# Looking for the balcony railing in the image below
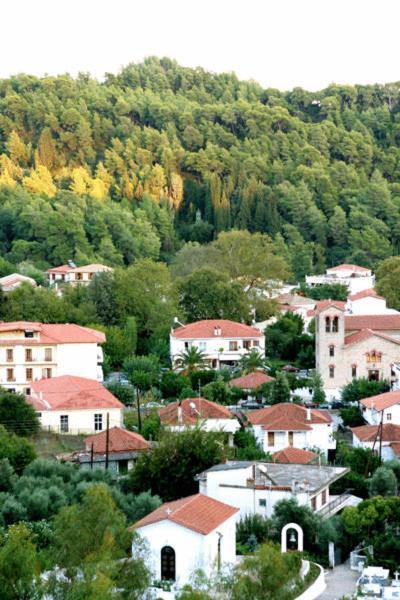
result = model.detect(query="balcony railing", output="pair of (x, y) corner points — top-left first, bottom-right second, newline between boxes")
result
(317, 494), (350, 518)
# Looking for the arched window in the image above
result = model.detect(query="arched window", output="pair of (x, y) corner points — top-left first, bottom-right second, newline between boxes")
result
(329, 345), (335, 357)
(332, 316), (339, 333)
(161, 546), (176, 581)
(325, 316), (331, 333)
(351, 364), (357, 378)
(329, 365), (335, 378)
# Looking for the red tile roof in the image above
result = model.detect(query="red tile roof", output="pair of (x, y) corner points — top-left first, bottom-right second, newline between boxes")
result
(159, 397), (233, 425)
(272, 447), (318, 464)
(0, 322), (105, 344)
(68, 263), (112, 273)
(132, 493), (238, 535)
(248, 402), (332, 431)
(351, 423), (400, 442)
(344, 328), (400, 347)
(315, 300), (346, 313)
(348, 289), (383, 301)
(360, 390), (400, 411)
(229, 371), (275, 390)
(85, 427), (150, 453)
(327, 263), (370, 273)
(345, 314), (400, 332)
(46, 265), (73, 274)
(171, 319), (262, 339)
(28, 376), (123, 411)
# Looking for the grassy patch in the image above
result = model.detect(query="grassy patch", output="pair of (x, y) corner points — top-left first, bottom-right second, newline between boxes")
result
(30, 430), (85, 459)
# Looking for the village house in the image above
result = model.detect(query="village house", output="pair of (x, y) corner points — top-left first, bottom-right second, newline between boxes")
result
(77, 426), (151, 473)
(28, 375), (123, 434)
(360, 390), (400, 425)
(158, 397), (240, 441)
(197, 461), (351, 519)
(315, 302), (400, 399)
(132, 493), (238, 587)
(0, 273), (37, 292)
(306, 263), (375, 294)
(346, 289), (399, 316)
(170, 319), (265, 369)
(352, 423), (400, 461)
(0, 321), (105, 393)
(271, 446), (319, 464)
(228, 370), (274, 401)
(247, 402), (335, 457)
(47, 263), (112, 286)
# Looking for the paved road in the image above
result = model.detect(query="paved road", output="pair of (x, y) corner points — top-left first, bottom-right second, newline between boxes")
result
(318, 562), (358, 599)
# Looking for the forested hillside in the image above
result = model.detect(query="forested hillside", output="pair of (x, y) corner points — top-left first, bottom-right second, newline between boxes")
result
(1, 57), (400, 277)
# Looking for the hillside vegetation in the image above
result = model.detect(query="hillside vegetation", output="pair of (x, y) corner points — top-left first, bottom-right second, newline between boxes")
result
(0, 57), (400, 279)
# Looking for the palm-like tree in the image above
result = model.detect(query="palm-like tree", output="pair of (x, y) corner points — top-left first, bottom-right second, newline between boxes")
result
(239, 348), (269, 374)
(174, 346), (208, 376)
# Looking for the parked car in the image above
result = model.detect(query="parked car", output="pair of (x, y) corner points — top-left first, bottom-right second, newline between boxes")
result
(318, 403), (331, 409)
(330, 400), (344, 409)
(240, 401), (264, 410)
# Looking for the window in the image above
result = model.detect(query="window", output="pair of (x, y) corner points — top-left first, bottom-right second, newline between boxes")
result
(24, 331), (34, 338)
(229, 341), (238, 351)
(6, 349), (13, 362)
(325, 317), (331, 333)
(26, 368), (33, 381)
(332, 316), (339, 332)
(259, 499), (267, 507)
(198, 341), (207, 351)
(268, 432), (275, 447)
(288, 432), (294, 446)
(25, 348), (32, 362)
(321, 490), (327, 505)
(329, 345), (335, 357)
(253, 340), (260, 347)
(24, 387), (31, 396)
(368, 370), (379, 382)
(6, 368), (14, 382)
(118, 459), (129, 475)
(184, 341), (190, 349)
(367, 350), (382, 363)
(76, 272), (83, 281)
(352, 364), (357, 378)
(161, 546), (176, 581)
(329, 365), (335, 378)
(94, 413), (103, 431)
(44, 348), (52, 362)
(387, 413), (392, 421)
(42, 368), (52, 379)
(311, 496), (317, 511)
(60, 415), (69, 433)
(243, 340), (251, 350)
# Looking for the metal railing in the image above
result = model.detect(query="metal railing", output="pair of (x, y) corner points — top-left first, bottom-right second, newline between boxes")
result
(317, 493), (350, 517)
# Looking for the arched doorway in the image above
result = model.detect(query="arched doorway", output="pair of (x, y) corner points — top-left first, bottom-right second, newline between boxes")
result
(281, 523), (304, 553)
(161, 546), (176, 580)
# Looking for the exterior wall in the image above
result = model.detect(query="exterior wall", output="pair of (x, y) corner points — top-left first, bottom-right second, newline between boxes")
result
(362, 404), (400, 426)
(252, 422), (335, 456)
(316, 308), (400, 399)
(135, 516), (236, 586)
(37, 407), (122, 434)
(352, 436), (396, 461)
(306, 274), (375, 294)
(0, 341), (103, 392)
(170, 335), (265, 367)
(199, 467), (331, 518)
(347, 297), (389, 315)
(167, 418), (240, 435)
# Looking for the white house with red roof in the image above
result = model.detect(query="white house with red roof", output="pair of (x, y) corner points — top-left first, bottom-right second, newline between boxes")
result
(132, 493), (238, 587)
(158, 397), (240, 438)
(306, 263), (375, 294)
(28, 375), (123, 434)
(352, 423), (400, 461)
(346, 289), (398, 316)
(315, 301), (400, 399)
(271, 446), (319, 465)
(229, 370), (274, 399)
(76, 427), (151, 473)
(0, 273), (37, 293)
(247, 402), (335, 456)
(0, 321), (105, 393)
(47, 263), (112, 286)
(170, 319), (264, 369)
(360, 390), (400, 426)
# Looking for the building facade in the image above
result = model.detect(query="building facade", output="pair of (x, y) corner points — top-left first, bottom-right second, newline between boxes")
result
(47, 263), (112, 286)
(360, 391), (400, 425)
(306, 263), (375, 294)
(0, 321), (105, 393)
(170, 319), (265, 369)
(352, 423), (400, 461)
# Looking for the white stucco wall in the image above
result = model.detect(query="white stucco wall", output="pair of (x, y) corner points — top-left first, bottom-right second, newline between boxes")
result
(167, 418), (240, 435)
(352, 435), (396, 461)
(38, 407), (122, 434)
(170, 335), (265, 367)
(362, 404), (400, 426)
(252, 422), (334, 455)
(135, 515), (236, 587)
(347, 296), (390, 315)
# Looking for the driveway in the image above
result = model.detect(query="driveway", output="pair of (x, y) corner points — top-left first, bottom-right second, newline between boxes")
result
(318, 562), (358, 599)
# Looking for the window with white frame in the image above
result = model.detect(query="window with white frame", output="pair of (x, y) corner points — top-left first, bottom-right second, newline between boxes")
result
(198, 341), (207, 351)
(60, 415), (69, 433)
(94, 414), (103, 431)
(259, 499), (267, 507)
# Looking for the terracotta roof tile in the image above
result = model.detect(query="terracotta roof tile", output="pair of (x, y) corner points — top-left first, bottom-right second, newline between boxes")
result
(46, 265), (73, 274)
(132, 493), (238, 535)
(28, 375), (123, 411)
(85, 427), (150, 453)
(360, 390), (400, 411)
(248, 402), (331, 430)
(0, 322), (105, 344)
(326, 263), (370, 273)
(171, 319), (262, 339)
(272, 447), (318, 464)
(229, 371), (274, 390)
(159, 397), (233, 425)
(348, 289), (383, 301)
(68, 263), (113, 273)
(345, 314), (400, 331)
(351, 423), (400, 442)
(344, 328), (400, 347)
(315, 300), (346, 313)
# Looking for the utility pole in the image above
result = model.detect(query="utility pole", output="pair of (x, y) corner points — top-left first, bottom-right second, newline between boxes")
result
(105, 412), (110, 470)
(136, 387), (142, 432)
(90, 443), (94, 470)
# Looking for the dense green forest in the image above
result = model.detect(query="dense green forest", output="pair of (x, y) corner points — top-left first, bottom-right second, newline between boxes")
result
(0, 57), (400, 279)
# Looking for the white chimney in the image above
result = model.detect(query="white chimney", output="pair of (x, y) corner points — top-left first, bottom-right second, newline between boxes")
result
(306, 408), (311, 421)
(177, 405), (183, 424)
(214, 326), (222, 336)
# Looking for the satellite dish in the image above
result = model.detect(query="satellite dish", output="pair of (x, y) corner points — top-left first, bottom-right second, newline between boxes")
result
(190, 402), (196, 409)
